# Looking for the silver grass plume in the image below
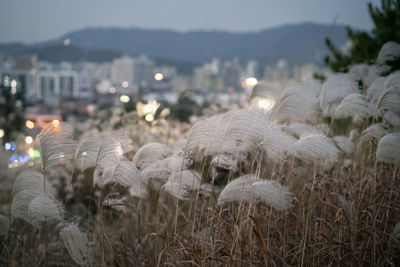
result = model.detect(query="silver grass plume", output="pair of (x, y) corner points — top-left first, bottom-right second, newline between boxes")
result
(36, 123), (76, 171)
(376, 42), (400, 75)
(187, 110), (270, 156)
(349, 64), (379, 89)
(377, 89), (400, 115)
(377, 71), (400, 115)
(162, 155), (186, 173)
(334, 94), (380, 119)
(261, 126), (297, 162)
(217, 175), (294, 210)
(376, 133), (400, 166)
(359, 123), (390, 144)
(162, 170), (201, 200)
(291, 133), (339, 171)
(367, 77), (386, 104)
(332, 136), (355, 155)
(93, 160), (145, 197)
(269, 85), (320, 123)
(218, 110), (269, 153)
(140, 163), (171, 186)
(348, 64), (369, 83)
(60, 223), (89, 265)
(283, 123), (324, 139)
(186, 114), (227, 155)
(0, 215), (9, 236)
(132, 142), (171, 169)
(12, 170), (55, 197)
(75, 136), (124, 171)
(11, 170), (56, 222)
(211, 153), (243, 171)
(320, 74), (359, 117)
(28, 195), (64, 228)
(383, 111), (400, 127)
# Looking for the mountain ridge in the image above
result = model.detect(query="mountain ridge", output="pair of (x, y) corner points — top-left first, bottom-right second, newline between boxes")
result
(0, 22), (348, 73)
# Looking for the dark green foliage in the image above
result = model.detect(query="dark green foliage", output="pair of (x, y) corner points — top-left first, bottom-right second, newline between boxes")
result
(170, 90), (201, 123)
(0, 74), (25, 144)
(325, 0), (400, 72)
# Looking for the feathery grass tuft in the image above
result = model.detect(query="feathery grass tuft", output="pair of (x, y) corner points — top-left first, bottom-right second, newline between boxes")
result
(217, 175), (294, 210)
(60, 223), (89, 266)
(36, 123), (77, 171)
(376, 133), (400, 166)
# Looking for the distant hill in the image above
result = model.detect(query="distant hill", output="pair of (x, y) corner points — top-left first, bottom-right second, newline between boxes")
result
(0, 22), (348, 73)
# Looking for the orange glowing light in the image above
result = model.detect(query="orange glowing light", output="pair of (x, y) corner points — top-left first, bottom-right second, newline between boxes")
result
(52, 120), (60, 127)
(26, 120), (35, 129)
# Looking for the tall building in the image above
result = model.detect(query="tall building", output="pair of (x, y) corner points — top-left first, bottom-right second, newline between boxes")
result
(111, 55), (134, 86)
(221, 59), (241, 91)
(133, 55), (155, 87)
(36, 69), (92, 106)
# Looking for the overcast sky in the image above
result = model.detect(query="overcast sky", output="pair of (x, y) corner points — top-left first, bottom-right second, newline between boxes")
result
(0, 0), (380, 44)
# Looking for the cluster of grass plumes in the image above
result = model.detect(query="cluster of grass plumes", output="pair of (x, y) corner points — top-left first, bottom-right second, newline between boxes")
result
(1, 41), (400, 266)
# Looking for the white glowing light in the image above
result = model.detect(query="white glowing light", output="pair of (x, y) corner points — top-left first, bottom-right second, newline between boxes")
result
(25, 136), (33, 144)
(10, 80), (17, 88)
(0, 129), (4, 138)
(109, 87), (116, 94)
(5, 143), (11, 150)
(52, 120), (60, 127)
(63, 38), (71, 46)
(154, 73), (164, 81)
(257, 98), (275, 111)
(145, 114), (154, 122)
(120, 95), (130, 103)
(122, 81), (129, 88)
(115, 142), (123, 156)
(245, 77), (258, 87)
(143, 104), (153, 113)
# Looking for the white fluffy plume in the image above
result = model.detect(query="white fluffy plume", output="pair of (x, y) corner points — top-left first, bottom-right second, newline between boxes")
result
(217, 175), (294, 210)
(12, 170), (55, 197)
(75, 137), (125, 171)
(320, 74), (359, 117)
(187, 110), (269, 156)
(11, 170), (56, 223)
(162, 170), (201, 200)
(332, 136), (355, 155)
(132, 142), (171, 169)
(377, 71), (400, 115)
(291, 134), (339, 170)
(376, 133), (400, 166)
(335, 94), (380, 119)
(94, 160), (144, 197)
(28, 195), (64, 228)
(60, 223), (89, 265)
(359, 123), (390, 144)
(261, 126), (297, 162)
(36, 123), (76, 171)
(270, 84), (320, 123)
(140, 163), (171, 186)
(367, 77), (386, 104)
(283, 123), (324, 138)
(211, 153), (242, 171)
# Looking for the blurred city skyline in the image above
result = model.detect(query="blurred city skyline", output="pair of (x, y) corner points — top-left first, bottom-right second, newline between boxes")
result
(1, 0), (380, 44)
